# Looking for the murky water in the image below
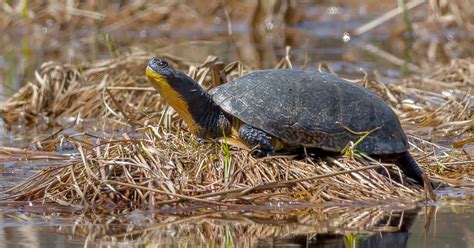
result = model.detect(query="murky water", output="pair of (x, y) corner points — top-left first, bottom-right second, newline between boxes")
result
(0, 1), (472, 247)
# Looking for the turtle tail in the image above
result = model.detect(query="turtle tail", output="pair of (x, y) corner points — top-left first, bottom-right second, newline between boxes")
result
(394, 151), (424, 185)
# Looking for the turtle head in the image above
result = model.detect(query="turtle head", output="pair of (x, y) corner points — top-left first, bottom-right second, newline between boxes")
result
(146, 57), (176, 80)
(146, 57), (202, 133)
(146, 57), (229, 136)
(147, 57), (202, 97)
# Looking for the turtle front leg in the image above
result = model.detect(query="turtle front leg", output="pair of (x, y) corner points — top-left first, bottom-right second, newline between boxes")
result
(238, 124), (275, 157)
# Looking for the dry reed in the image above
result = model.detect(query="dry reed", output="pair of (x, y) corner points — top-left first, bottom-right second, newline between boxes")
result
(0, 52), (471, 213)
(0, 2), (471, 246)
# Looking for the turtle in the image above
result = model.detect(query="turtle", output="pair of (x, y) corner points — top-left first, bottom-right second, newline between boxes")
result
(145, 57), (427, 185)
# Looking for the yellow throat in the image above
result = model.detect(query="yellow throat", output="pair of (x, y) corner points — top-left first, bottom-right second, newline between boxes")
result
(146, 66), (200, 134)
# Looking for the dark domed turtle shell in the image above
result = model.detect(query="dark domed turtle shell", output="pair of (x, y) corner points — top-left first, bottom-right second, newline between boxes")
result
(210, 69), (408, 155)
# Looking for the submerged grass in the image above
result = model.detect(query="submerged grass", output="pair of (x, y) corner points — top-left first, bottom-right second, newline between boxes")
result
(0, 52), (471, 213)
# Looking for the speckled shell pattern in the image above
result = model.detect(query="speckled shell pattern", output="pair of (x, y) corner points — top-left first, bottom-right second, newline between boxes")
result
(210, 69), (409, 155)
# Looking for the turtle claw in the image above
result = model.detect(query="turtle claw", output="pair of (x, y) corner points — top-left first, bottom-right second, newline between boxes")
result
(196, 138), (207, 144)
(252, 149), (275, 158)
(239, 124), (276, 158)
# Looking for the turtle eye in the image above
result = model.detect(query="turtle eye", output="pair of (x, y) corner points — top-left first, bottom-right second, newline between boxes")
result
(157, 60), (168, 68)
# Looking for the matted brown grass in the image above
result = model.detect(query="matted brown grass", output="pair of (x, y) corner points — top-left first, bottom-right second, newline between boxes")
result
(0, 53), (472, 213)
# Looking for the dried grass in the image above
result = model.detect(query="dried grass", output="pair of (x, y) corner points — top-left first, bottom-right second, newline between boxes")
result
(0, 52), (472, 213)
(2, 129), (423, 211)
(412, 0), (474, 68)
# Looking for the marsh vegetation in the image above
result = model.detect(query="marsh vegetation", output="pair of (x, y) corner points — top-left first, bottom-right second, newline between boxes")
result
(0, 0), (472, 247)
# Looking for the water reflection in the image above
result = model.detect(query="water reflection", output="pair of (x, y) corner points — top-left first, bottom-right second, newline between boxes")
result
(0, 204), (473, 247)
(256, 207), (418, 247)
(6, 205), (421, 247)
(0, 212), (83, 248)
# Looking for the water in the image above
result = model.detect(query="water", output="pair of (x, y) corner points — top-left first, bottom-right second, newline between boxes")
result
(0, 1), (472, 247)
(0, 215), (83, 248)
(0, 203), (473, 247)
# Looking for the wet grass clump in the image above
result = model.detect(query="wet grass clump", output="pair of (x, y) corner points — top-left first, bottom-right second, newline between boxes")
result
(0, 53), (471, 213)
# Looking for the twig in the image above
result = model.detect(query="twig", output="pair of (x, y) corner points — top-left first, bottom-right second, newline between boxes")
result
(357, 43), (421, 72)
(102, 180), (245, 207)
(353, 0), (426, 36)
(156, 164), (394, 205)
